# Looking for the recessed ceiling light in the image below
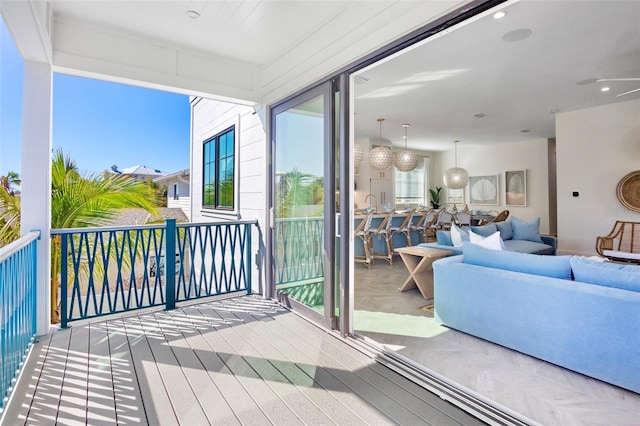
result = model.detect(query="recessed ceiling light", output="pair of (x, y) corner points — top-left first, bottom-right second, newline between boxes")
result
(493, 11), (507, 19)
(473, 113), (486, 118)
(186, 10), (200, 19)
(601, 86), (611, 92)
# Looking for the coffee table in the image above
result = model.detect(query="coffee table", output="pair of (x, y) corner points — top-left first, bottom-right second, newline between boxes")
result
(395, 246), (453, 299)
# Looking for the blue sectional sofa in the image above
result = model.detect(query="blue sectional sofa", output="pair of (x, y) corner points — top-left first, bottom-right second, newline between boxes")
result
(433, 243), (640, 393)
(420, 218), (557, 255)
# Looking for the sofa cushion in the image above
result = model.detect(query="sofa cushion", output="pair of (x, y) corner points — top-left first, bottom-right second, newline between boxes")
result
(496, 220), (513, 240)
(511, 217), (543, 243)
(470, 223), (498, 237)
(462, 242), (572, 279)
(570, 256), (640, 292)
(450, 224), (470, 247)
(503, 239), (555, 255)
(436, 230), (453, 246)
(469, 230), (504, 250)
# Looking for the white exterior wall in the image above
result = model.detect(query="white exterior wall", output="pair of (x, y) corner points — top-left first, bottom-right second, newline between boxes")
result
(437, 139), (551, 233)
(556, 99), (640, 256)
(190, 98), (267, 293)
(166, 180), (191, 219)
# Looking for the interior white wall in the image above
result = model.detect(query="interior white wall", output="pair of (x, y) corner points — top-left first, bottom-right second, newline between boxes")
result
(437, 139), (551, 233)
(556, 99), (640, 256)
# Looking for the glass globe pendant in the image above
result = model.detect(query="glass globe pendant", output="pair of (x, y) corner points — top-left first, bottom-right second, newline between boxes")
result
(394, 123), (418, 172)
(443, 140), (469, 189)
(369, 118), (393, 170)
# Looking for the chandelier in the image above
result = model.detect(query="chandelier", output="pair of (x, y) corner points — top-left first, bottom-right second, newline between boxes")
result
(369, 118), (394, 170)
(394, 123), (419, 172)
(443, 140), (469, 189)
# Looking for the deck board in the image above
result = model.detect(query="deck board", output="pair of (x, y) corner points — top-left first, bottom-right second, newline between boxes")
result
(3, 296), (483, 426)
(86, 322), (118, 425)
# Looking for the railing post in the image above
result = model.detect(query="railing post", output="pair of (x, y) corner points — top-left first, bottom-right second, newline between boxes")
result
(246, 223), (252, 295)
(60, 234), (69, 329)
(165, 219), (176, 310)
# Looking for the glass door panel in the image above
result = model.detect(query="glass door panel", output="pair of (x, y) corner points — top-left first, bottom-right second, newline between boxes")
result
(274, 93), (326, 313)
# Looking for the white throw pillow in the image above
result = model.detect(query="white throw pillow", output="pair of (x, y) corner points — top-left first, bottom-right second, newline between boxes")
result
(450, 223), (464, 247)
(469, 230), (503, 251)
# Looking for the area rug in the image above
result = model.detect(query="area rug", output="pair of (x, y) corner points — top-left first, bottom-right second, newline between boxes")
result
(418, 304), (434, 318)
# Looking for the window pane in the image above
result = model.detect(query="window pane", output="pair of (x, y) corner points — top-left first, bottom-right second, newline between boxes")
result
(219, 134), (227, 158)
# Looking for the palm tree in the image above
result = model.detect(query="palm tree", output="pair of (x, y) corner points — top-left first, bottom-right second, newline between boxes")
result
(0, 171), (21, 195)
(0, 149), (160, 322)
(0, 185), (21, 246)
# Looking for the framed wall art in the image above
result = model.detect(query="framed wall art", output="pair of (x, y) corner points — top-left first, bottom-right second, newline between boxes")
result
(505, 170), (527, 206)
(469, 175), (499, 205)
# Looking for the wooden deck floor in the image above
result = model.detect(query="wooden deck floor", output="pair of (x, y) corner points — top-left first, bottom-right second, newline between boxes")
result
(3, 296), (484, 425)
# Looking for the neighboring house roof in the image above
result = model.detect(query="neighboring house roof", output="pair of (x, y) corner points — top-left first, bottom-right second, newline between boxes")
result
(107, 165), (166, 177)
(110, 207), (188, 226)
(153, 169), (190, 183)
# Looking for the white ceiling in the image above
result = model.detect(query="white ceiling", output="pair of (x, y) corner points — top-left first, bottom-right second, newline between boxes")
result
(353, 0), (640, 151)
(51, 0), (367, 67)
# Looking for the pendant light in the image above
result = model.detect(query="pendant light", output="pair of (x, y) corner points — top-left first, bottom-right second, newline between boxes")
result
(354, 143), (364, 166)
(369, 118), (394, 170)
(394, 123), (419, 172)
(443, 140), (469, 189)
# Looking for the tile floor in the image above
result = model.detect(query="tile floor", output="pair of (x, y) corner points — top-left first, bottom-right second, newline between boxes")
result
(354, 260), (640, 426)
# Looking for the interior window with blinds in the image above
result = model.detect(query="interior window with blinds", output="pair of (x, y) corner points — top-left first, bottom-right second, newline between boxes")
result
(394, 156), (429, 207)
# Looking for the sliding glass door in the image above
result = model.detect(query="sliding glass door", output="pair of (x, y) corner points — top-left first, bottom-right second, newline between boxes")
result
(271, 83), (337, 327)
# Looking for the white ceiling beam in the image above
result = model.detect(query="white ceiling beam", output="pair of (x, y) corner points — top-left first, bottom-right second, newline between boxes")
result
(0, 0), (53, 63)
(52, 19), (261, 104)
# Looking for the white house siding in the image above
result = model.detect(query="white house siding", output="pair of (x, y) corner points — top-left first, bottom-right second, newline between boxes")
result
(191, 98), (267, 294)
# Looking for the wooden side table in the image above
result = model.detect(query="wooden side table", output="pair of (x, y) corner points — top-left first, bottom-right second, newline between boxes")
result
(395, 246), (453, 299)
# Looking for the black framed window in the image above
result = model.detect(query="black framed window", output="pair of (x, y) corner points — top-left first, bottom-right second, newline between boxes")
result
(203, 126), (235, 209)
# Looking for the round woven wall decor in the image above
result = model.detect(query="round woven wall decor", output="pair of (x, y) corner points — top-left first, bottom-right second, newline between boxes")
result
(616, 170), (640, 213)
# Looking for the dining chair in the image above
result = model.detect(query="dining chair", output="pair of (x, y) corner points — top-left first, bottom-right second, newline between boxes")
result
(370, 209), (396, 265)
(436, 209), (454, 231)
(354, 210), (375, 267)
(410, 208), (431, 245)
(456, 211), (472, 227)
(423, 209), (440, 242)
(390, 207), (417, 247)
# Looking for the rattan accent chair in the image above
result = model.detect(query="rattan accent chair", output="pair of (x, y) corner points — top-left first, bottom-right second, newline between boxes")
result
(478, 209), (510, 225)
(596, 221), (640, 264)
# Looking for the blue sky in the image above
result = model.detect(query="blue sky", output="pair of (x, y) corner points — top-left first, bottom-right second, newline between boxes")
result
(0, 20), (190, 180)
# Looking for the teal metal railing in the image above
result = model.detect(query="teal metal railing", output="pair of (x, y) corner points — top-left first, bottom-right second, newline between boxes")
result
(274, 217), (324, 285)
(53, 219), (256, 328)
(0, 231), (39, 411)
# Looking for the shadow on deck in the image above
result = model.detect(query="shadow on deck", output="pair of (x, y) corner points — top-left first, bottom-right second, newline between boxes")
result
(2, 296), (482, 426)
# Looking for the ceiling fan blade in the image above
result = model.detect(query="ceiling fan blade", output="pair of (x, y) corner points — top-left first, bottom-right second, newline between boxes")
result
(597, 78), (640, 82)
(617, 87), (640, 97)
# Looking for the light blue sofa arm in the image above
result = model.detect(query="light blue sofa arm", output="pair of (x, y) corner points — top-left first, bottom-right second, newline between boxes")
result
(432, 255), (640, 394)
(541, 235), (557, 254)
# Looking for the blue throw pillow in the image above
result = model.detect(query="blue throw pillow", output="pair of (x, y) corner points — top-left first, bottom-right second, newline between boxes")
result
(570, 256), (640, 292)
(470, 223), (498, 237)
(436, 230), (453, 246)
(511, 217), (542, 243)
(495, 220), (513, 240)
(462, 242), (572, 279)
